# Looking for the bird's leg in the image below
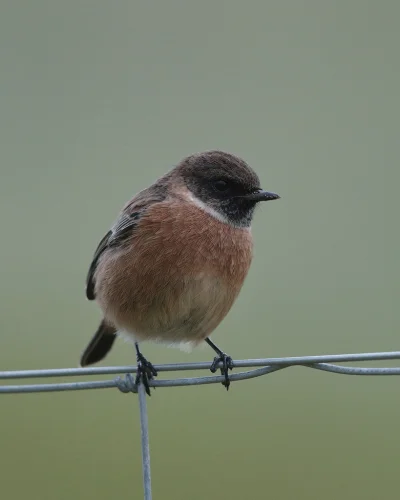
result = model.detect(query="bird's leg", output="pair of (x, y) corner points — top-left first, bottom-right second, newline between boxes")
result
(134, 342), (158, 396)
(206, 338), (234, 390)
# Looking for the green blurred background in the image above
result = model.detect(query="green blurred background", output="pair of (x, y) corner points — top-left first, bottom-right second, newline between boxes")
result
(0, 1), (398, 499)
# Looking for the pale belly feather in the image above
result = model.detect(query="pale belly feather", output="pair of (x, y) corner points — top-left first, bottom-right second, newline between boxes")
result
(106, 273), (236, 346)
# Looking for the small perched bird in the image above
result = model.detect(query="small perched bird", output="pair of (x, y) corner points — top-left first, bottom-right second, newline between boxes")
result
(80, 150), (279, 394)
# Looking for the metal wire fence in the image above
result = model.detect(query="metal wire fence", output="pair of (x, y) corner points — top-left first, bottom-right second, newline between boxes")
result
(2, 350), (400, 500)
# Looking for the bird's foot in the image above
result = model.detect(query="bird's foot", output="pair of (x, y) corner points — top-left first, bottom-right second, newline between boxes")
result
(135, 352), (158, 396)
(210, 353), (234, 390)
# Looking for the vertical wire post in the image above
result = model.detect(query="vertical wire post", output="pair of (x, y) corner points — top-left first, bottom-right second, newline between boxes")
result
(138, 382), (152, 500)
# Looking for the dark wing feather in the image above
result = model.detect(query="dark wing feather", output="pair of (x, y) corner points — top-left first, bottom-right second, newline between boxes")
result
(86, 230), (112, 300)
(85, 212), (141, 300)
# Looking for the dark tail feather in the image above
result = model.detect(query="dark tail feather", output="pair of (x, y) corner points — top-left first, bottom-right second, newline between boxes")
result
(80, 320), (117, 367)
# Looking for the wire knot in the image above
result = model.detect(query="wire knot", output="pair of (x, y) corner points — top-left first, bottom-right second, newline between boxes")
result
(115, 373), (138, 393)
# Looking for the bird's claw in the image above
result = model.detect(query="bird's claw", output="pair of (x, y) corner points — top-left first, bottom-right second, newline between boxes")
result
(135, 353), (158, 396)
(210, 353), (234, 390)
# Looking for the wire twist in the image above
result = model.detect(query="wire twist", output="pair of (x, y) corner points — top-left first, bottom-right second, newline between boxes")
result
(3, 350), (400, 500)
(2, 351), (400, 394)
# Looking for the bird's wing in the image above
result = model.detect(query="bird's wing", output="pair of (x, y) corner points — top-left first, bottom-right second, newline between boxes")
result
(85, 211), (142, 300)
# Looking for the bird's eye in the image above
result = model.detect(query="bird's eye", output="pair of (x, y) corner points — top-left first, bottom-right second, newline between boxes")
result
(213, 180), (229, 192)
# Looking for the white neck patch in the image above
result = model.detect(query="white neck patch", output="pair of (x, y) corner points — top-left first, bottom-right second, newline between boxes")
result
(185, 191), (230, 225)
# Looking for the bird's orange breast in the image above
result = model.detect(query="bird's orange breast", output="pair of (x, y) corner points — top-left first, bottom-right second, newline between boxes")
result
(95, 199), (253, 344)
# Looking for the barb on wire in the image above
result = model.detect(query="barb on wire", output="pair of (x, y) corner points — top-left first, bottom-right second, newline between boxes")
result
(1, 350), (400, 394)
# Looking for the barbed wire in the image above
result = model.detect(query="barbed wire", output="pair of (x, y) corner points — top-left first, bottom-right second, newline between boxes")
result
(3, 350), (400, 500)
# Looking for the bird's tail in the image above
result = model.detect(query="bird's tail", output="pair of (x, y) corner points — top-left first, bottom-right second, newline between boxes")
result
(80, 319), (117, 367)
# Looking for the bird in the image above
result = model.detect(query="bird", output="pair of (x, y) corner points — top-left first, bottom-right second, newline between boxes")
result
(80, 150), (280, 394)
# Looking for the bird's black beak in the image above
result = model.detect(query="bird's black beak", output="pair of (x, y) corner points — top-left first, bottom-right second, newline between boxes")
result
(241, 189), (280, 202)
